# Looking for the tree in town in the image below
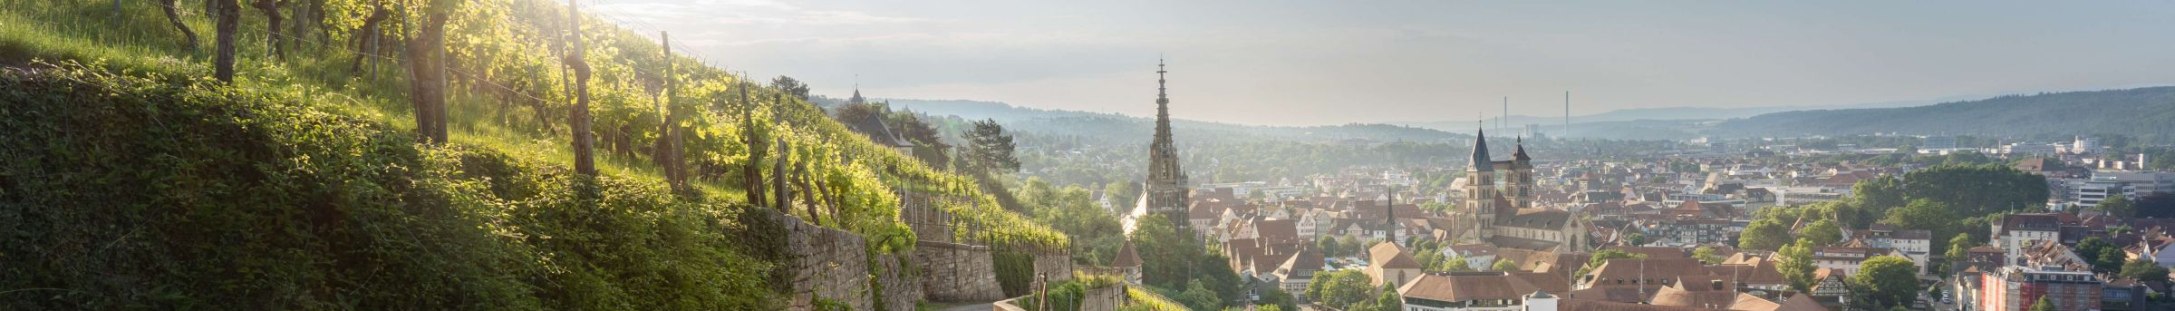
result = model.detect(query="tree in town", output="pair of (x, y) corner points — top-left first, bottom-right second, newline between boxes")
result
(1777, 240), (1818, 292)
(2076, 237), (2125, 274)
(1849, 256), (1921, 309)
(1694, 246), (1725, 265)
(2098, 194), (2136, 218)
(1370, 283), (1402, 311)
(1854, 175), (1908, 218)
(2120, 259), (2170, 285)
(1739, 219), (1792, 251)
(1902, 164), (2049, 216)
(2029, 296), (2056, 311)
(1493, 259), (1521, 272)
(1803, 219), (1844, 246)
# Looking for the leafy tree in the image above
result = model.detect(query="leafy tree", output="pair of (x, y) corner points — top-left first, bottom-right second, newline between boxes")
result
(1883, 199), (1961, 255)
(1178, 280), (1222, 311)
(1370, 283), (1402, 311)
(1902, 164), (2049, 216)
(2121, 259), (2171, 284)
(1256, 287), (1298, 311)
(1493, 259), (1521, 272)
(1306, 270), (1375, 309)
(1803, 219), (1844, 246)
(1849, 256), (1920, 309)
(1693, 246), (1724, 264)
(2029, 296), (2056, 311)
(2077, 237), (2125, 274)
(2099, 194), (2136, 218)
(769, 76), (810, 100)
(962, 119), (1021, 174)
(1854, 175), (1908, 218)
(1946, 233), (1973, 267)
(2096, 248), (2128, 275)
(1739, 219), (1792, 251)
(1578, 249), (1647, 277)
(1778, 240), (1818, 292)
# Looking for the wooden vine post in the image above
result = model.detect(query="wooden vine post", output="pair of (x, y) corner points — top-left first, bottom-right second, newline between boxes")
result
(567, 0), (597, 176)
(658, 31), (689, 194)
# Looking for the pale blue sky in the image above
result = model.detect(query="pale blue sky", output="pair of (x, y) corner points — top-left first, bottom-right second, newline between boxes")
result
(590, 0), (2175, 126)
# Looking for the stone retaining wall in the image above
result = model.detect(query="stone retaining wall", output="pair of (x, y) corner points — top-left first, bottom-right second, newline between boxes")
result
(775, 213), (874, 311)
(1034, 253), (1074, 282)
(917, 240), (1005, 302)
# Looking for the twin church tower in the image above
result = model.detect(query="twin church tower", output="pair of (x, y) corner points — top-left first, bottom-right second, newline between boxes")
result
(1136, 60), (1570, 251)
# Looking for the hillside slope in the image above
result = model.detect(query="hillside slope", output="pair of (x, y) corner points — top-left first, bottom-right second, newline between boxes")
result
(1712, 87), (2175, 139)
(0, 0), (1063, 308)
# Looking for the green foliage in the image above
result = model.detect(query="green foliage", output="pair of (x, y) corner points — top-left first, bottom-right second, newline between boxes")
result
(2076, 237), (2127, 274)
(3, 0), (1068, 254)
(2030, 296), (2056, 311)
(1803, 219), (1844, 246)
(1577, 249), (1647, 277)
(1018, 178), (1125, 264)
(1854, 175), (1908, 220)
(0, 66), (771, 309)
(1014, 280), (1090, 311)
(1255, 286), (1298, 311)
(1694, 246), (1724, 265)
(1123, 286), (1189, 311)
(1493, 259), (1521, 272)
(1901, 164), (2048, 216)
(963, 119), (1021, 174)
(1739, 219), (1792, 251)
(2121, 259), (2170, 285)
(1305, 270), (1377, 310)
(1778, 240), (1819, 293)
(1946, 234), (1974, 266)
(1849, 256), (1920, 309)
(2098, 194), (2136, 218)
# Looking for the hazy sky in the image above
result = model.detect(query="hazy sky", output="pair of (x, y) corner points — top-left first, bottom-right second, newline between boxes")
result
(591, 0), (2175, 126)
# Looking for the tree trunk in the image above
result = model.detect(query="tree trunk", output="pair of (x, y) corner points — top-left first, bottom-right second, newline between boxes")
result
(158, 0), (198, 53)
(213, 0), (238, 82)
(566, 0), (597, 176)
(252, 0), (283, 59)
(405, 12), (449, 144)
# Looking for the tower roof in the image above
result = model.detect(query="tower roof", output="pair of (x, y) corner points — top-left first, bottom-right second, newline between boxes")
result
(1470, 128), (1493, 171)
(1513, 136), (1531, 162)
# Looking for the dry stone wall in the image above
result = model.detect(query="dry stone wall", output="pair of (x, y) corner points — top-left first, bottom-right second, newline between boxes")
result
(774, 212), (875, 311)
(917, 240), (1006, 302)
(1033, 253), (1074, 282)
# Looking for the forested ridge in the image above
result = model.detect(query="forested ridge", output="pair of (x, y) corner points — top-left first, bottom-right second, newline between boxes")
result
(0, 0), (1061, 308)
(1713, 86), (2175, 141)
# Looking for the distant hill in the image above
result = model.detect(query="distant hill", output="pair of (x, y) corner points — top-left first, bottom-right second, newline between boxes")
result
(883, 99), (1467, 143)
(1710, 86), (2175, 139)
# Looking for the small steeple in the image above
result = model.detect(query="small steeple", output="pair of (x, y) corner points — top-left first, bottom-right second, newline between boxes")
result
(1470, 126), (1492, 172)
(1514, 136), (1531, 162)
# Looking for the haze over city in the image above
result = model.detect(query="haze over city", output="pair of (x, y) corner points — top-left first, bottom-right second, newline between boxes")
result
(594, 0), (2175, 125)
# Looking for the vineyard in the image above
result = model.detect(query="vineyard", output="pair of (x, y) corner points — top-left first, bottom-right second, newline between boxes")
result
(0, 0), (1064, 308)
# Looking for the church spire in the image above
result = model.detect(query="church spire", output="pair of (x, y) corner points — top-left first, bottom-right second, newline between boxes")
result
(1514, 136), (1530, 162)
(1155, 58), (1171, 141)
(1470, 125), (1492, 172)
